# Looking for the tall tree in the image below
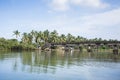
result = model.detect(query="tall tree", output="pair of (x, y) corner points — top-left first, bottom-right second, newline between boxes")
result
(13, 30), (20, 38)
(43, 29), (50, 42)
(22, 32), (29, 43)
(30, 30), (35, 37)
(28, 33), (33, 44)
(76, 36), (81, 42)
(35, 31), (44, 44)
(66, 33), (75, 43)
(60, 34), (66, 43)
(50, 30), (58, 43)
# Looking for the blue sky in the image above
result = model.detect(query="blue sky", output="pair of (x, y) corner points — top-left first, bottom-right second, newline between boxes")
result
(0, 0), (120, 40)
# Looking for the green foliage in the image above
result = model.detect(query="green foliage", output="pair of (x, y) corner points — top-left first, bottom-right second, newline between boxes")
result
(0, 29), (119, 51)
(0, 38), (18, 50)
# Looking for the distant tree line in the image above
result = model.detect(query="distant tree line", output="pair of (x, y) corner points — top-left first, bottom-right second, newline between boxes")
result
(0, 29), (118, 50)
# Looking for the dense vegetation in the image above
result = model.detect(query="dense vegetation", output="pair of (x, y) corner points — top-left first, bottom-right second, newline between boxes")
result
(0, 30), (118, 50)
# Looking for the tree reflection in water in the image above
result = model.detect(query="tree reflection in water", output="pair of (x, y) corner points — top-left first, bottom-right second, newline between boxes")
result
(0, 50), (120, 74)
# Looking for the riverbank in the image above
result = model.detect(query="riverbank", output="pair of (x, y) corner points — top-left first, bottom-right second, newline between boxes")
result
(0, 37), (120, 54)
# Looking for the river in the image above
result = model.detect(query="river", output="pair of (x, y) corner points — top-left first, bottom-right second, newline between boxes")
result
(0, 50), (120, 80)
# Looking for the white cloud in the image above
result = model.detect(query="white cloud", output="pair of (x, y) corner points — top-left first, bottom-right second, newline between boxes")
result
(50, 8), (120, 39)
(71, 0), (109, 8)
(81, 8), (120, 28)
(50, 0), (109, 11)
(50, 0), (69, 11)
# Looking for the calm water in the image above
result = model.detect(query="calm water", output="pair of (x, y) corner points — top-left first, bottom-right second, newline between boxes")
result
(0, 50), (120, 80)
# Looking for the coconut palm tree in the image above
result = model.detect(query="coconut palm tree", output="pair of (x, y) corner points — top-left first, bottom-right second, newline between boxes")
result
(30, 30), (37, 43)
(50, 30), (58, 43)
(13, 30), (20, 38)
(43, 29), (50, 42)
(60, 34), (66, 43)
(30, 30), (35, 37)
(66, 33), (75, 43)
(35, 31), (44, 44)
(28, 33), (33, 44)
(75, 36), (81, 42)
(22, 32), (29, 43)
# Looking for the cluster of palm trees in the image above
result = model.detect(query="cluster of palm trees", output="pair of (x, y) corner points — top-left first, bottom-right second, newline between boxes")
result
(13, 30), (88, 46)
(0, 29), (117, 50)
(13, 29), (118, 47)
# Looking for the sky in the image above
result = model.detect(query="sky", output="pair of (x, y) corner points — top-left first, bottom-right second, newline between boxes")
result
(0, 0), (120, 40)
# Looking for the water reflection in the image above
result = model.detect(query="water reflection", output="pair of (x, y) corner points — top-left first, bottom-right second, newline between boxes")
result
(0, 50), (120, 74)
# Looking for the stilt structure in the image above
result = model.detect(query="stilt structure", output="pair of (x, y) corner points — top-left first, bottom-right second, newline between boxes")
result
(113, 44), (119, 54)
(87, 44), (92, 52)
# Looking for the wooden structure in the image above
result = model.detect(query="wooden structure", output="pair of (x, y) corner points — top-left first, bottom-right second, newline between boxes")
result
(51, 41), (120, 54)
